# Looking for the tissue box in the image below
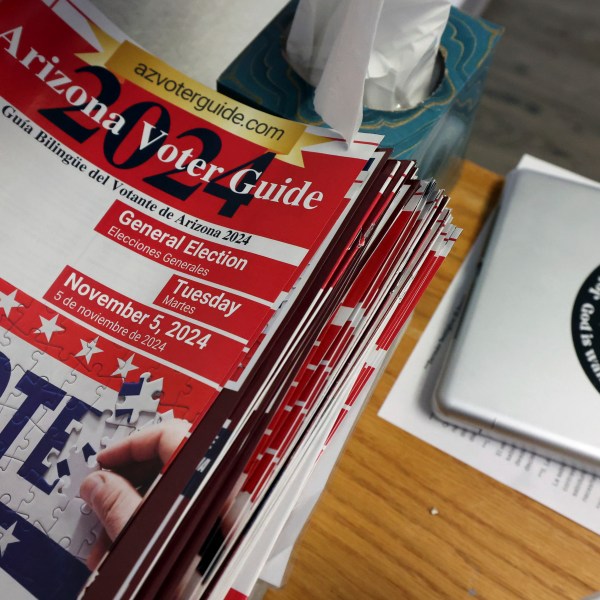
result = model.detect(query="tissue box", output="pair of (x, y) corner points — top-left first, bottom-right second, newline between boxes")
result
(217, 2), (502, 185)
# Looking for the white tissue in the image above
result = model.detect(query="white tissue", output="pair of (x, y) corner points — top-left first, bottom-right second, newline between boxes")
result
(286, 0), (451, 143)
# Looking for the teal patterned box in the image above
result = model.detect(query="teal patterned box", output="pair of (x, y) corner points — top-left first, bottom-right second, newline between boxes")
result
(217, 2), (502, 185)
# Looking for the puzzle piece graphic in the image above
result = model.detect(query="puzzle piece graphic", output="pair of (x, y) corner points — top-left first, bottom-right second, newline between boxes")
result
(0, 286), (33, 336)
(0, 491), (16, 510)
(0, 454), (29, 512)
(43, 447), (102, 559)
(113, 373), (163, 425)
(0, 337), (32, 410)
(49, 496), (101, 560)
(1, 310), (178, 573)
(0, 492), (92, 599)
(55, 444), (98, 494)
(146, 408), (175, 427)
(7, 302), (71, 362)
(0, 281), (202, 600)
(60, 334), (135, 383)
(3, 419), (42, 462)
(44, 439), (96, 486)
(0, 338), (80, 420)
(55, 405), (114, 460)
(100, 416), (137, 450)
(17, 478), (70, 534)
(27, 349), (81, 401)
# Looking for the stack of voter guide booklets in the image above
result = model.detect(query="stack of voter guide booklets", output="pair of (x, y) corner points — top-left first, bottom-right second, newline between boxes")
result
(0, 1), (460, 598)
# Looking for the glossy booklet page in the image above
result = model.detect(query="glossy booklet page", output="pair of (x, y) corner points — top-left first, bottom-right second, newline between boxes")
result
(0, 0), (379, 595)
(0, 1), (459, 598)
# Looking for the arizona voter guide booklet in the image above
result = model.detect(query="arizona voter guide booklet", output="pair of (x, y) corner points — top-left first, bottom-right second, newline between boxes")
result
(0, 1), (459, 598)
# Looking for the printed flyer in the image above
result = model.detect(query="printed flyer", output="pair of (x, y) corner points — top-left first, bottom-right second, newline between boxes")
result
(0, 0), (382, 597)
(0, 1), (462, 598)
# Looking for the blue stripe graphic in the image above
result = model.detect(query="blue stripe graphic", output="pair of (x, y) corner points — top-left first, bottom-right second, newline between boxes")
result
(0, 502), (90, 599)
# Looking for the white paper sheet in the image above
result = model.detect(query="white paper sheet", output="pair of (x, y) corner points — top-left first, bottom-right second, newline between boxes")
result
(379, 156), (600, 535)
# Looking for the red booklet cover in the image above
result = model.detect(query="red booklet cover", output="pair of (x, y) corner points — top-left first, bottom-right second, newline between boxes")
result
(0, 1), (459, 598)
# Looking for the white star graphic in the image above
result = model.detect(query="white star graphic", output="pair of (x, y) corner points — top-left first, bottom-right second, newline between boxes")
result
(0, 522), (19, 556)
(35, 314), (65, 342)
(112, 354), (138, 378)
(0, 290), (22, 318)
(75, 336), (104, 364)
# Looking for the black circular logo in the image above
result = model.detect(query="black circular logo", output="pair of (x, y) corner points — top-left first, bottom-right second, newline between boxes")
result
(572, 266), (600, 394)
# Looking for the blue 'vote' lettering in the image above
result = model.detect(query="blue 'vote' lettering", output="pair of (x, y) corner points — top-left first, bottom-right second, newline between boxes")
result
(0, 351), (97, 493)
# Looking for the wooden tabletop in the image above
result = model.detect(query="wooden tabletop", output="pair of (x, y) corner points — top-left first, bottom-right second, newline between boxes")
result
(264, 161), (600, 600)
